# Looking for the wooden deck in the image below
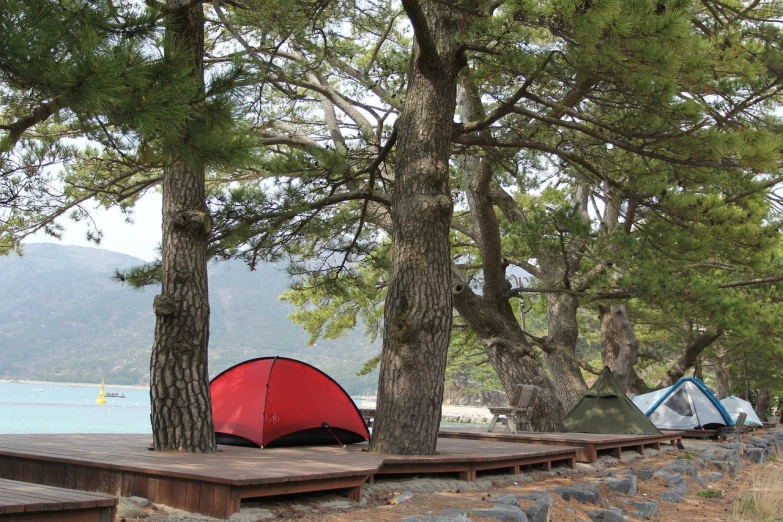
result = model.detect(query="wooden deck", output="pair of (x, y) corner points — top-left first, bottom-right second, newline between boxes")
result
(673, 428), (720, 439)
(0, 478), (116, 521)
(438, 427), (684, 463)
(0, 434), (576, 519)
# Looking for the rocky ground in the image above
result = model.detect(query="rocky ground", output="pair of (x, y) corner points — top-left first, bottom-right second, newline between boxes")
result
(119, 429), (783, 522)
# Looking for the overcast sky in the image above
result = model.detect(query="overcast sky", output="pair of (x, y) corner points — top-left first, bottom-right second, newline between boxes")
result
(25, 192), (163, 261)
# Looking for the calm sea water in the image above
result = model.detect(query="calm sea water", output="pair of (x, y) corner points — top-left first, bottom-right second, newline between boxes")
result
(0, 382), (152, 434)
(0, 382), (371, 434)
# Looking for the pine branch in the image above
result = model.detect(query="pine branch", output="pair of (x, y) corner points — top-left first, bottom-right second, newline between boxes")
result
(718, 274), (783, 288)
(401, 0), (439, 62)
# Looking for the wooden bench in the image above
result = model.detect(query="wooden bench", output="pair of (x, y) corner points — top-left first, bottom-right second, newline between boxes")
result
(0, 478), (117, 521)
(359, 408), (376, 428)
(488, 385), (538, 433)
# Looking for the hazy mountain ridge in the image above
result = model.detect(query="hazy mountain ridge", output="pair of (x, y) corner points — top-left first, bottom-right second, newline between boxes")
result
(0, 243), (380, 395)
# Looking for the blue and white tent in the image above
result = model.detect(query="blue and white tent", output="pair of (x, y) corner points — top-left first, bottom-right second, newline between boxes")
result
(631, 377), (733, 430)
(721, 396), (763, 427)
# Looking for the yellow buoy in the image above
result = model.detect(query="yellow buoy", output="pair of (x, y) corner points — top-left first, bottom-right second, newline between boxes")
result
(96, 378), (106, 405)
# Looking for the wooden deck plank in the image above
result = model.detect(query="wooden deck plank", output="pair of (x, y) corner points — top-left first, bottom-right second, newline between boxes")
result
(0, 478), (117, 517)
(0, 434), (577, 518)
(438, 427), (685, 463)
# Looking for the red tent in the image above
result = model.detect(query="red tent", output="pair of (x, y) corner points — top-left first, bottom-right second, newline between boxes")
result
(210, 357), (370, 448)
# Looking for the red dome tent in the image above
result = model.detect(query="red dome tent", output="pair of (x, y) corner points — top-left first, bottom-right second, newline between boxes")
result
(210, 357), (370, 448)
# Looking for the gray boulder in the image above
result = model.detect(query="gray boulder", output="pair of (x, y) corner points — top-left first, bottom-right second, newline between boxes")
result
(606, 475), (637, 496)
(746, 448), (766, 464)
(127, 496), (149, 507)
(517, 491), (554, 505)
(664, 460), (700, 478)
(655, 471), (688, 497)
(552, 485), (601, 505)
(117, 498), (144, 519)
(586, 507), (624, 522)
(474, 504), (528, 522)
(629, 500), (658, 519)
(659, 492), (683, 503)
(402, 515), (470, 522)
(703, 472), (724, 483)
(627, 469), (654, 481)
(491, 494), (521, 508)
(526, 499), (551, 522)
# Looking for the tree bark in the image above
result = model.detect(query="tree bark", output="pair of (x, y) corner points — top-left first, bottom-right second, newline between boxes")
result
(711, 353), (730, 399)
(150, 0), (216, 453)
(656, 328), (723, 389)
(540, 281), (588, 412)
(452, 283), (565, 431)
(756, 387), (771, 419)
(608, 304), (639, 393)
(370, 0), (465, 455)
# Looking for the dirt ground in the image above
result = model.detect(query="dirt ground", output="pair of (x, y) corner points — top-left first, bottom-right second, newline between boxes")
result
(122, 433), (781, 522)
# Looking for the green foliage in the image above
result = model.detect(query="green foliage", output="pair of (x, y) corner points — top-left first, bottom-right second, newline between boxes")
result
(696, 489), (722, 499)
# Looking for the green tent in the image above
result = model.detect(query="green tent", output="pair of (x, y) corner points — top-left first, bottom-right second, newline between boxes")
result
(563, 367), (661, 435)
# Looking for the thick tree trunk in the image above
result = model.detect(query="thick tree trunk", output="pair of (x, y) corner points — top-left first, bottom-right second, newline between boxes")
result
(541, 291), (587, 412)
(599, 305), (651, 394)
(150, 0), (216, 453)
(370, 0), (465, 455)
(656, 328), (723, 389)
(453, 284), (566, 431)
(608, 305), (639, 393)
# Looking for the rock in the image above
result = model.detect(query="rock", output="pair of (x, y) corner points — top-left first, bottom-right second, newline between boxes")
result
(710, 460), (737, 474)
(586, 507), (624, 522)
(526, 499), (551, 522)
(402, 515), (470, 522)
(664, 460), (700, 478)
(627, 469), (654, 481)
(703, 472), (724, 483)
(606, 475), (637, 495)
(440, 508), (469, 517)
(403, 516), (469, 522)
(473, 504), (528, 522)
(517, 491), (554, 506)
(659, 492), (683, 503)
(629, 500), (658, 519)
(117, 497), (144, 519)
(316, 499), (358, 509)
(655, 471), (688, 497)
(126, 496), (149, 507)
(491, 494), (521, 508)
(229, 507), (277, 521)
(746, 448), (766, 464)
(566, 507), (577, 514)
(552, 485), (601, 505)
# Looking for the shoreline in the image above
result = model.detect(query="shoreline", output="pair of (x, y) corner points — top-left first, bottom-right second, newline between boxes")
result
(0, 379), (149, 390)
(360, 401), (492, 423)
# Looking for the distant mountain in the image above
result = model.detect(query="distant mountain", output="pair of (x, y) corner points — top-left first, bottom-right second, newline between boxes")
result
(0, 243), (380, 395)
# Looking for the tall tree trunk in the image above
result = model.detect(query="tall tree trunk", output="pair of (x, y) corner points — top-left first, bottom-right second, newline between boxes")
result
(150, 0), (216, 453)
(711, 353), (730, 399)
(370, 0), (465, 455)
(541, 289), (587, 412)
(608, 304), (638, 393)
(756, 387), (771, 419)
(599, 304), (619, 369)
(599, 304), (651, 394)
